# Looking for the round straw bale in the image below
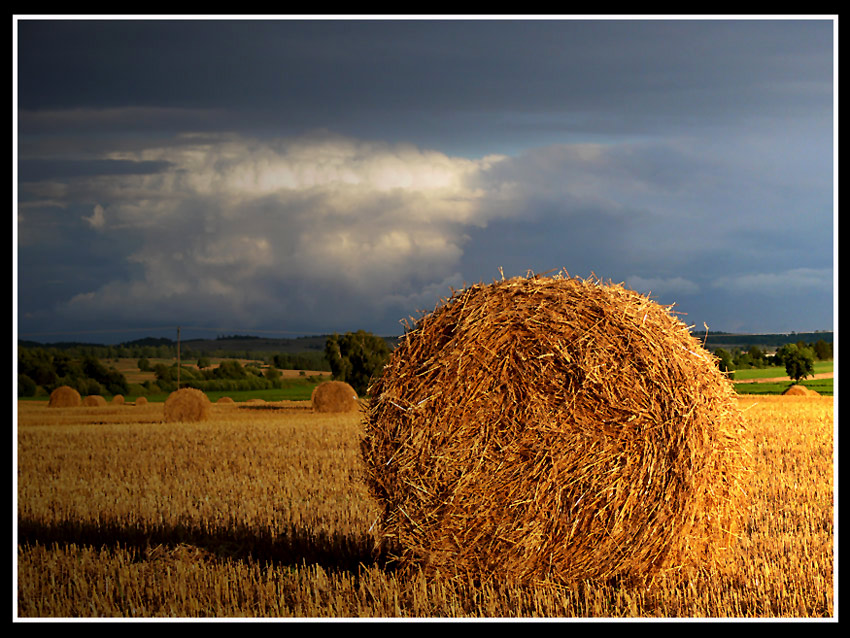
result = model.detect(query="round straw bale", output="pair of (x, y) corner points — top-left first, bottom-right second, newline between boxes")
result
(311, 380), (359, 413)
(48, 385), (81, 408)
(782, 384), (818, 396)
(82, 395), (108, 407)
(164, 387), (211, 423)
(111, 394), (125, 405)
(135, 396), (148, 406)
(217, 396), (235, 404)
(362, 272), (749, 586)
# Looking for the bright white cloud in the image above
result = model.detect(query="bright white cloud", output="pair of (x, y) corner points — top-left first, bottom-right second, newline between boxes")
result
(57, 132), (510, 329)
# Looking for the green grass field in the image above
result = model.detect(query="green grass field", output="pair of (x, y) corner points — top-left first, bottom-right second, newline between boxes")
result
(731, 361), (833, 396)
(731, 361), (832, 381)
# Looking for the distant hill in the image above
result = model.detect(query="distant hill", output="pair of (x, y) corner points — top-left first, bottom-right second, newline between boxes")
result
(19, 334), (402, 354)
(692, 331), (833, 352)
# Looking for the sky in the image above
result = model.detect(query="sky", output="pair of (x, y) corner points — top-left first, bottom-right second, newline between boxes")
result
(14, 16), (836, 345)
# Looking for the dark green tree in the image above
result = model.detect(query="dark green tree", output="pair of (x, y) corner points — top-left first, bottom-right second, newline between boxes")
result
(776, 344), (815, 383)
(813, 339), (832, 361)
(18, 374), (37, 397)
(212, 359), (247, 379)
(325, 330), (392, 396)
(714, 348), (735, 376)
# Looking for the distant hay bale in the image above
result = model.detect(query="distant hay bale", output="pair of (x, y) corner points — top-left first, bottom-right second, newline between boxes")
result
(164, 388), (211, 423)
(783, 384), (819, 396)
(48, 385), (81, 408)
(217, 396), (235, 404)
(111, 394), (125, 405)
(82, 395), (107, 407)
(135, 396), (148, 406)
(311, 381), (359, 413)
(362, 271), (749, 586)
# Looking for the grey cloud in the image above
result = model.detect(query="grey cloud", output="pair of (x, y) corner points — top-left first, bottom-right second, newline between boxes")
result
(712, 268), (833, 296)
(18, 157), (173, 181)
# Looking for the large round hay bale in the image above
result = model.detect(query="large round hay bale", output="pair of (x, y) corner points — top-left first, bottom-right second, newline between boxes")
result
(48, 385), (81, 408)
(82, 395), (107, 407)
(135, 396), (148, 406)
(362, 272), (749, 586)
(164, 387), (211, 423)
(217, 396), (235, 404)
(111, 394), (125, 405)
(311, 381), (359, 413)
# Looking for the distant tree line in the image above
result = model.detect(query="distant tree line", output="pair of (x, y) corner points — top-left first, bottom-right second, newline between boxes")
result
(17, 345), (330, 398)
(18, 349), (130, 398)
(16, 341), (332, 371)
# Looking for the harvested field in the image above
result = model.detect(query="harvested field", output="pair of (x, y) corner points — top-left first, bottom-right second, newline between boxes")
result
(15, 393), (834, 618)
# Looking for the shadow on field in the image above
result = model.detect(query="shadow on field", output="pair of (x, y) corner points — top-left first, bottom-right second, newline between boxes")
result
(17, 516), (394, 574)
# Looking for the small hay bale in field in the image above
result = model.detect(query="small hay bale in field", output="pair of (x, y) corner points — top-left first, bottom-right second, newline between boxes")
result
(135, 396), (148, 406)
(783, 384), (818, 396)
(311, 380), (359, 413)
(362, 271), (749, 586)
(112, 394), (125, 405)
(48, 385), (81, 408)
(82, 395), (107, 407)
(217, 396), (235, 404)
(164, 388), (211, 423)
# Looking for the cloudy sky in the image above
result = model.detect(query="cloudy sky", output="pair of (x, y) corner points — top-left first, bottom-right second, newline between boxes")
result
(15, 16), (836, 344)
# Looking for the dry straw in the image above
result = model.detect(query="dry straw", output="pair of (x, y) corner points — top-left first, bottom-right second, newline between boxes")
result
(48, 385), (81, 408)
(135, 396), (148, 406)
(112, 394), (125, 405)
(164, 388), (211, 423)
(362, 271), (750, 586)
(312, 380), (360, 413)
(82, 395), (107, 407)
(217, 396), (235, 404)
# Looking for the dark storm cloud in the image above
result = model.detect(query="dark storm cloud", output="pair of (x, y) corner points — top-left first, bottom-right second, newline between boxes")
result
(17, 19), (833, 150)
(14, 17), (835, 341)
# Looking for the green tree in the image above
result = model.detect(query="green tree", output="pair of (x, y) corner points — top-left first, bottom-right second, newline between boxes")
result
(813, 339), (832, 360)
(138, 357), (151, 372)
(714, 348), (735, 376)
(18, 374), (37, 397)
(213, 359), (247, 379)
(776, 344), (815, 383)
(325, 330), (392, 396)
(197, 356), (211, 369)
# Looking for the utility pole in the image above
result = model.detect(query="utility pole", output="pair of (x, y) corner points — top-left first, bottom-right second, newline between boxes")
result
(177, 326), (181, 389)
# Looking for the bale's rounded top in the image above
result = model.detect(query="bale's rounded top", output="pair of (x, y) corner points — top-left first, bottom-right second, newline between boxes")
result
(362, 271), (749, 585)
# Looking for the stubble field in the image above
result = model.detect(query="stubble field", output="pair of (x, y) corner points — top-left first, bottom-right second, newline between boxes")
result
(15, 394), (835, 619)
